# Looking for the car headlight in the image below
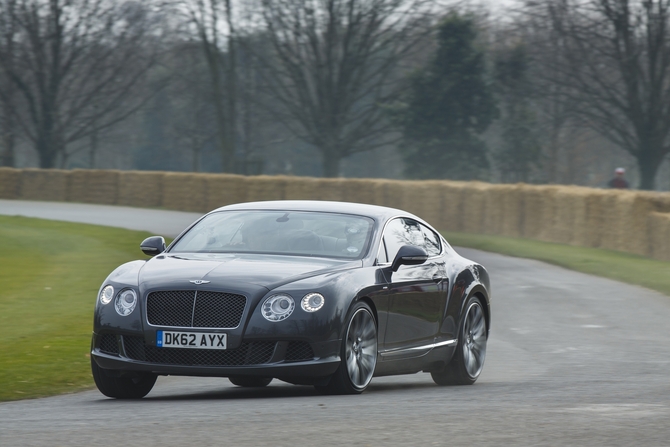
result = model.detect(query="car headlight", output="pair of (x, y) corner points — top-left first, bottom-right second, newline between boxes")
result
(301, 293), (325, 312)
(115, 289), (137, 316)
(262, 294), (295, 322)
(100, 285), (114, 305)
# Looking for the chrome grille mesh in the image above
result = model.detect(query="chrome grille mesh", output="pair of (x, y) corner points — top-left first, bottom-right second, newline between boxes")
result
(192, 291), (246, 328)
(123, 336), (275, 366)
(98, 334), (119, 355)
(285, 341), (315, 362)
(146, 290), (246, 328)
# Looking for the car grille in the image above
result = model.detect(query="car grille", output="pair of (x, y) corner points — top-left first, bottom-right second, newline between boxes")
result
(146, 290), (246, 329)
(123, 336), (275, 366)
(98, 334), (119, 355)
(285, 341), (315, 362)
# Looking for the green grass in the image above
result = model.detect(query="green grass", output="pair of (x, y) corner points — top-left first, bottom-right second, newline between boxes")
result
(443, 231), (670, 297)
(0, 216), (157, 402)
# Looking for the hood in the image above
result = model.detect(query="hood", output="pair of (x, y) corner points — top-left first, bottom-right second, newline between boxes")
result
(139, 252), (360, 291)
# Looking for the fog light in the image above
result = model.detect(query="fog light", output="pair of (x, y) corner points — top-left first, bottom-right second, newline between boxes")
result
(262, 294), (295, 322)
(115, 289), (137, 316)
(100, 285), (114, 305)
(301, 293), (325, 312)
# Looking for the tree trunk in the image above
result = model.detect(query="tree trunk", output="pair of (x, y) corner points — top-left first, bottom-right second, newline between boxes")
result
(36, 120), (62, 168)
(322, 146), (341, 178)
(637, 149), (664, 190)
(37, 140), (58, 168)
(225, 0), (237, 174)
(0, 117), (14, 167)
(89, 128), (98, 168)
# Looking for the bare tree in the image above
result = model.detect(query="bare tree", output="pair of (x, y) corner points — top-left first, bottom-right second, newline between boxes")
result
(257, 0), (434, 177)
(0, 0), (17, 167)
(178, 0), (239, 173)
(166, 42), (217, 172)
(530, 0), (670, 189)
(0, 0), (160, 168)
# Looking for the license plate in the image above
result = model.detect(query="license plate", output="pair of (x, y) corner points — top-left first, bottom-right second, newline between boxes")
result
(156, 331), (227, 350)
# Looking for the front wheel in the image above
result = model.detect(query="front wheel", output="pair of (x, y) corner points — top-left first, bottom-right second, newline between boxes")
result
(316, 301), (377, 395)
(91, 357), (157, 399)
(431, 295), (487, 386)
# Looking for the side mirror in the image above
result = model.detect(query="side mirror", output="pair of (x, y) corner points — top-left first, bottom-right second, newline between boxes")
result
(140, 236), (166, 257)
(391, 245), (428, 272)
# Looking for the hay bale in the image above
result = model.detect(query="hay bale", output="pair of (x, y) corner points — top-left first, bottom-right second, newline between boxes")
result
(519, 185), (556, 241)
(619, 192), (656, 256)
(593, 190), (650, 255)
(315, 178), (346, 201)
(377, 180), (407, 211)
(647, 212), (670, 261)
(459, 182), (488, 235)
(422, 180), (450, 227)
(205, 173), (248, 210)
(481, 184), (506, 236)
(371, 179), (393, 207)
(437, 181), (467, 232)
(117, 171), (164, 208)
(243, 175), (290, 203)
(67, 169), (119, 204)
(499, 184), (524, 238)
(0, 167), (21, 199)
(403, 180), (447, 227)
(19, 169), (69, 201)
(162, 172), (208, 212)
(575, 188), (606, 248)
(548, 186), (579, 244)
(284, 176), (321, 200)
(642, 190), (670, 213)
(341, 179), (376, 205)
(557, 186), (591, 247)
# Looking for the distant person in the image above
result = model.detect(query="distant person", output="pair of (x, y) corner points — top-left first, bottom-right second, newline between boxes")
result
(608, 167), (629, 189)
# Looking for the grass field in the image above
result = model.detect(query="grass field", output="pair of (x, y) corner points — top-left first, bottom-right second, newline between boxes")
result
(0, 216), (155, 402)
(1, 215), (668, 402)
(444, 231), (670, 297)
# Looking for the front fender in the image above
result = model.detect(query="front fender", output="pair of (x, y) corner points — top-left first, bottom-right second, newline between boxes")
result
(93, 260), (146, 333)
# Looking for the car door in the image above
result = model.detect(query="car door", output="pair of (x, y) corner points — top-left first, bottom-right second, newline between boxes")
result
(381, 217), (446, 355)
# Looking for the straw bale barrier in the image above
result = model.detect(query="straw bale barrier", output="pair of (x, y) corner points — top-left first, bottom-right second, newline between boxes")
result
(3, 168), (670, 262)
(117, 171), (164, 208)
(205, 174), (248, 210)
(0, 167), (20, 199)
(648, 212), (670, 262)
(19, 169), (69, 202)
(67, 169), (119, 204)
(162, 172), (208, 212)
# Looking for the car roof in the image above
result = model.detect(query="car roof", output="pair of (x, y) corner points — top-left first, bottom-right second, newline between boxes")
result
(211, 200), (421, 223)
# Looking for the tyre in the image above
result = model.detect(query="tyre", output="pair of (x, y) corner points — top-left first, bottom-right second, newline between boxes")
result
(431, 295), (487, 386)
(91, 357), (157, 399)
(229, 376), (273, 387)
(316, 301), (377, 395)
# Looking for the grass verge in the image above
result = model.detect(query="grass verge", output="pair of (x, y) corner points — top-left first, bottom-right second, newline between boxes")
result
(443, 231), (670, 297)
(0, 216), (156, 402)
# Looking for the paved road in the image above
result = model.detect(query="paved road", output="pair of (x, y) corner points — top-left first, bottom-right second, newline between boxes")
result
(0, 199), (203, 237)
(1, 201), (669, 446)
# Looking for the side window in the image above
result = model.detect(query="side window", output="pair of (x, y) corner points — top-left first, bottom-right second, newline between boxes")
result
(383, 218), (422, 261)
(420, 223), (442, 257)
(383, 218), (442, 261)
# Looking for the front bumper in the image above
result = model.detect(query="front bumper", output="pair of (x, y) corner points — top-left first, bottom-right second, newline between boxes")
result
(91, 332), (341, 381)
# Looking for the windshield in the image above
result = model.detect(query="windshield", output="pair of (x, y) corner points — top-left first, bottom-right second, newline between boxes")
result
(169, 210), (375, 259)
